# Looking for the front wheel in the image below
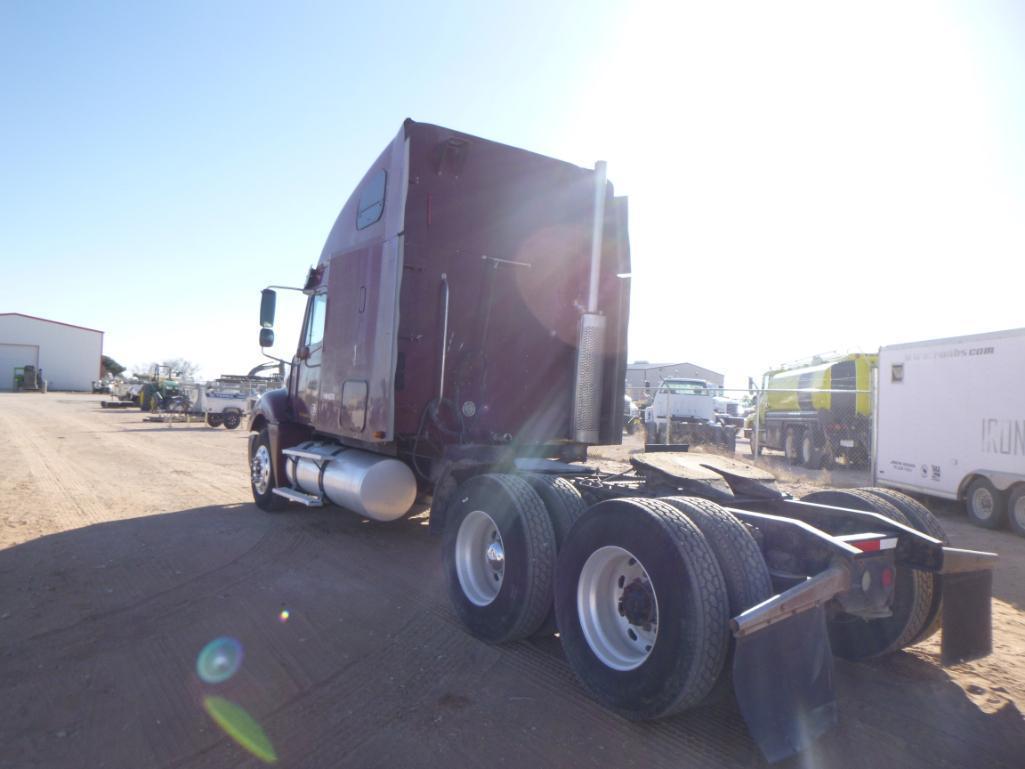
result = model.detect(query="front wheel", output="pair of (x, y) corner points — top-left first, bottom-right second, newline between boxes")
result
(443, 474), (556, 643)
(249, 428), (287, 512)
(554, 497), (729, 719)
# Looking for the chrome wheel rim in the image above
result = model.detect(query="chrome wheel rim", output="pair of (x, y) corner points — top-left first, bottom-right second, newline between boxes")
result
(455, 510), (505, 606)
(972, 487), (994, 520)
(577, 546), (658, 671)
(251, 445), (272, 496)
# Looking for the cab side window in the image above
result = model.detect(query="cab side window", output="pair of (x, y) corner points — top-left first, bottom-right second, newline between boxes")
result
(356, 169), (387, 230)
(306, 293), (327, 347)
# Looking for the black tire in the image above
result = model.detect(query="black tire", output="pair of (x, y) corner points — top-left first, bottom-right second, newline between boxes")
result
(800, 432), (820, 469)
(801, 489), (933, 659)
(223, 411), (242, 430)
(206, 413), (224, 428)
(443, 474), (556, 644)
(662, 497), (772, 617)
(554, 497), (729, 719)
(1007, 484), (1025, 538)
(965, 476), (1007, 529)
(784, 427), (800, 464)
(522, 474), (587, 637)
(860, 487), (947, 645)
(249, 428), (287, 512)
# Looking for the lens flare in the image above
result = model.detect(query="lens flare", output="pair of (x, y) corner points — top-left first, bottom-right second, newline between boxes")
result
(197, 637), (243, 684)
(278, 608), (290, 623)
(203, 696), (278, 763)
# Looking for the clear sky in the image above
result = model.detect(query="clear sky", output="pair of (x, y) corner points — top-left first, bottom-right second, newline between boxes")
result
(2, 1), (1023, 388)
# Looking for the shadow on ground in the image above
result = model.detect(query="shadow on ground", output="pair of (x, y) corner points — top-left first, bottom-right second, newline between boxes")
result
(0, 503), (1022, 769)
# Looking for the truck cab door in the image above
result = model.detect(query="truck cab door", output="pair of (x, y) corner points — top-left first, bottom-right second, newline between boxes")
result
(292, 291), (327, 425)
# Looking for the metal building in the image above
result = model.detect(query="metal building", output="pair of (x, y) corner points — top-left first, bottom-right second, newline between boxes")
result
(0, 313), (104, 391)
(625, 361), (724, 396)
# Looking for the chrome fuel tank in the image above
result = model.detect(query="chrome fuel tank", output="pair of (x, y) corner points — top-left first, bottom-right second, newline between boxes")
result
(284, 441), (416, 522)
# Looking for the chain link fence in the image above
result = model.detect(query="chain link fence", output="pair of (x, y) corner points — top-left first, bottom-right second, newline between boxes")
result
(622, 379), (877, 480)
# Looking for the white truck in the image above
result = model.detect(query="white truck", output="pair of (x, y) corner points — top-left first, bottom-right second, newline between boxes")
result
(874, 327), (1025, 536)
(644, 378), (736, 450)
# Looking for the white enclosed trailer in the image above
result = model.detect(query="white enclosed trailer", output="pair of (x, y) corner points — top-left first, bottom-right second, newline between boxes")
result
(874, 327), (1025, 534)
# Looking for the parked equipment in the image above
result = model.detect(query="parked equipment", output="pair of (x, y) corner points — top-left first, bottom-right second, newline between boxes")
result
(246, 120), (996, 762)
(750, 353), (876, 468)
(875, 328), (1025, 536)
(13, 365), (45, 392)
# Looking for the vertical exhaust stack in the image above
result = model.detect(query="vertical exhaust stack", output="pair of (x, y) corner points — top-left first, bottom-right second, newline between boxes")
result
(572, 161), (608, 444)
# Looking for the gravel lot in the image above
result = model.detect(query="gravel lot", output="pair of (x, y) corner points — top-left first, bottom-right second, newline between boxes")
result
(2, 394), (1024, 768)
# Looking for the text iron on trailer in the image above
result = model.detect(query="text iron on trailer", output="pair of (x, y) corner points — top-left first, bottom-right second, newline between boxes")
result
(245, 119), (997, 763)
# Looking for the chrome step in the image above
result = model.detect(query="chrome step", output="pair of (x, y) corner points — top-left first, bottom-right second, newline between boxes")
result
(272, 487), (324, 507)
(282, 447), (331, 463)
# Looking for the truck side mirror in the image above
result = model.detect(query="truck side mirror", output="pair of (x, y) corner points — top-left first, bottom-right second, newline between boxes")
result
(260, 289), (277, 328)
(259, 328), (275, 348)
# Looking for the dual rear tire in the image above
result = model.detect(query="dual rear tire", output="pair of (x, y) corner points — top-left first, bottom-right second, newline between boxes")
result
(801, 487), (946, 658)
(443, 475), (771, 720)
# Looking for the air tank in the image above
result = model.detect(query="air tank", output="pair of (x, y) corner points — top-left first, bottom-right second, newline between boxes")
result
(284, 441), (417, 522)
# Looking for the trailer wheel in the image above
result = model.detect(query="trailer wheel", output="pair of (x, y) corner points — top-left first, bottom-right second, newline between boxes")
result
(802, 489), (933, 659)
(860, 487), (948, 644)
(206, 413), (224, 428)
(249, 428), (287, 512)
(223, 411), (242, 430)
(784, 428), (800, 464)
(554, 497), (729, 719)
(1008, 485), (1025, 538)
(443, 474), (555, 643)
(965, 477), (1007, 529)
(800, 433), (820, 469)
(522, 474), (587, 637)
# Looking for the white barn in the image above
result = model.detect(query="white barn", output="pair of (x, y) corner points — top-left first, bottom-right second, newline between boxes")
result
(0, 313), (104, 391)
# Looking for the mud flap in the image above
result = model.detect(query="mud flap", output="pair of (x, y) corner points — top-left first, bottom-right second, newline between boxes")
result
(940, 569), (993, 665)
(732, 605), (837, 763)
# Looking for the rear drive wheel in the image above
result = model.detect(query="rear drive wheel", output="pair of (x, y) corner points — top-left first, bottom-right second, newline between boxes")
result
(1007, 485), (1025, 538)
(249, 428), (287, 512)
(800, 432), (820, 469)
(223, 411), (242, 430)
(443, 474), (555, 643)
(860, 487), (948, 644)
(523, 474), (587, 637)
(784, 428), (800, 464)
(206, 413), (224, 428)
(662, 497), (771, 693)
(554, 497), (729, 719)
(965, 477), (1007, 529)
(801, 489), (933, 659)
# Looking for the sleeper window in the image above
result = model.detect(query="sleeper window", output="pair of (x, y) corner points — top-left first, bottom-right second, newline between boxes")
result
(356, 169), (387, 230)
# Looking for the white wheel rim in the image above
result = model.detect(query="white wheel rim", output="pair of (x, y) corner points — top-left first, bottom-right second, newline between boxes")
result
(251, 445), (272, 495)
(577, 546), (659, 671)
(455, 510), (505, 606)
(972, 487), (994, 519)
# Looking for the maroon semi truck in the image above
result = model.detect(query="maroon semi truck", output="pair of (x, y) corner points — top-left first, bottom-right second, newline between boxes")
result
(248, 119), (996, 762)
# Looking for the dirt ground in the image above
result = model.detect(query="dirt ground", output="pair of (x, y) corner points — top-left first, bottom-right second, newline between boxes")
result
(1, 394), (1024, 769)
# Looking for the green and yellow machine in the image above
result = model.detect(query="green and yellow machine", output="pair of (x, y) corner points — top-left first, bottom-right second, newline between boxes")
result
(750, 353), (876, 467)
